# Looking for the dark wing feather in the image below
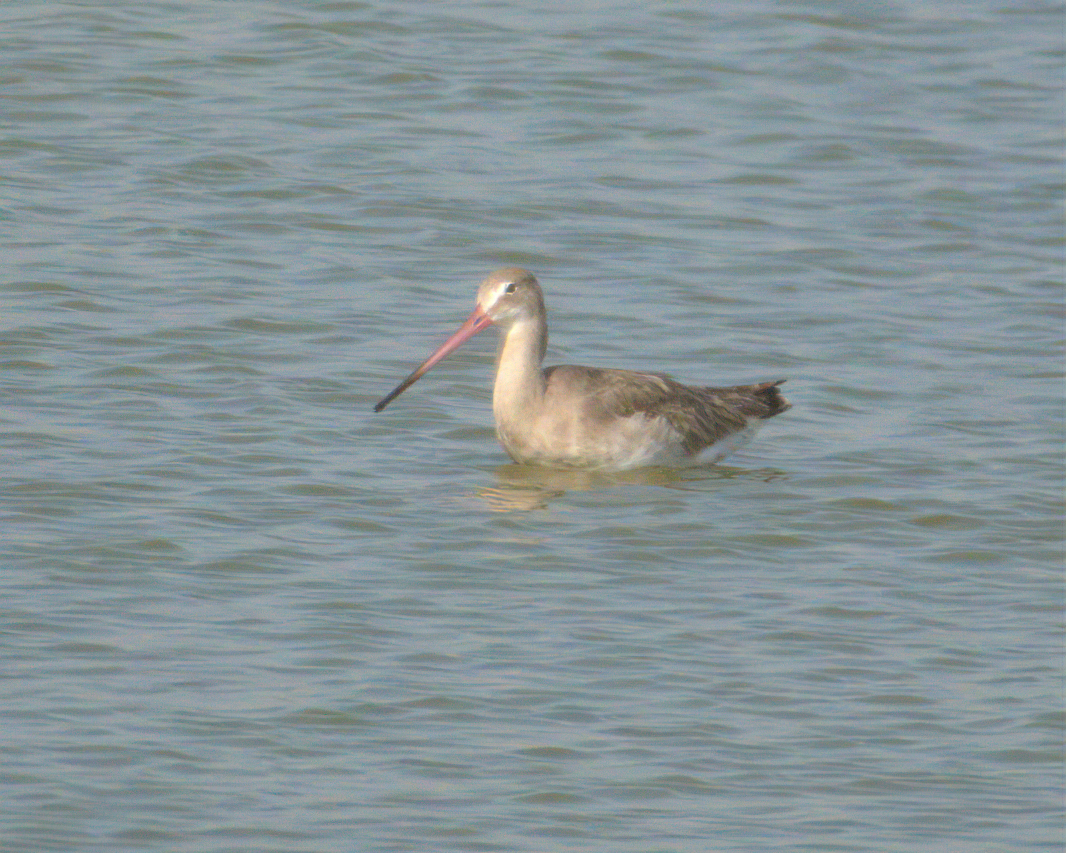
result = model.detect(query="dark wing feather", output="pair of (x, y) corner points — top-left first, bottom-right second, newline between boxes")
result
(543, 366), (790, 455)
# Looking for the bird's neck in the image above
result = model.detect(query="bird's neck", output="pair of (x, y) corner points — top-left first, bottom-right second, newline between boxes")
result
(493, 316), (547, 419)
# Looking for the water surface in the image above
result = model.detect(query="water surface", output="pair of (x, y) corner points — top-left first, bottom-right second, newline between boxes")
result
(2, 1), (1062, 851)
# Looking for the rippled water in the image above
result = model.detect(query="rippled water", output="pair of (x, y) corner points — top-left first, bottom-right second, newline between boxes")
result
(3, 2), (1063, 852)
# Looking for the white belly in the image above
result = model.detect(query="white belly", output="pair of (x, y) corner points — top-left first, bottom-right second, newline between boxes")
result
(497, 412), (762, 472)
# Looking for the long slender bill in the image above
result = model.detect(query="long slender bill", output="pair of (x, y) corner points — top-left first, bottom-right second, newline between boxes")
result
(373, 307), (494, 412)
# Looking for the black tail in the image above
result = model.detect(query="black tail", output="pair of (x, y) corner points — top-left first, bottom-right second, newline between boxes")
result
(745, 379), (790, 419)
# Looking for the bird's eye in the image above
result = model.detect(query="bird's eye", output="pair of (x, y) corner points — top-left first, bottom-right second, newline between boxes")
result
(505, 282), (518, 294)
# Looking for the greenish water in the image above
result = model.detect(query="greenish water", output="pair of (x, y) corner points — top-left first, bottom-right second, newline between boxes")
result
(2, 2), (1062, 851)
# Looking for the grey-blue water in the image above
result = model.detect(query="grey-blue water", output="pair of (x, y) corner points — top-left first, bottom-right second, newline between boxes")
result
(2, 2), (1062, 852)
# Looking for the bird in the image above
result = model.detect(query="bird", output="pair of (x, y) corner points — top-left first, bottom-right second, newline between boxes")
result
(374, 268), (790, 471)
